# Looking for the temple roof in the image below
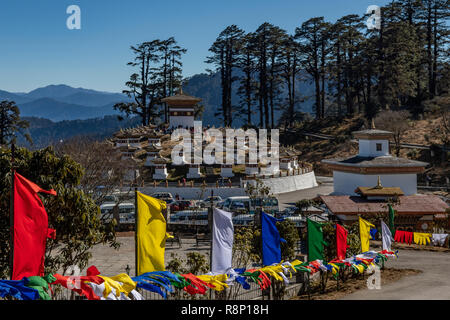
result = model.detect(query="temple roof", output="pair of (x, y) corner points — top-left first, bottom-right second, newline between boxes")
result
(320, 194), (449, 215)
(322, 155), (428, 168)
(355, 186), (405, 197)
(113, 125), (164, 139)
(161, 89), (202, 105)
(353, 129), (393, 140)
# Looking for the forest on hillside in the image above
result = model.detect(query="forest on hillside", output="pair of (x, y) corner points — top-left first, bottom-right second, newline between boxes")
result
(205, 0), (449, 129)
(113, 1), (449, 131)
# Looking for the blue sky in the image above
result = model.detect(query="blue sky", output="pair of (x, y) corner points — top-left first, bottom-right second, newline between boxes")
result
(0, 0), (392, 93)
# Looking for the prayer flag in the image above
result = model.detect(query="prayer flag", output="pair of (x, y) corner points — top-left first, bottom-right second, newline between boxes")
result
(211, 208), (234, 274)
(359, 217), (374, 253)
(307, 218), (327, 261)
(336, 224), (349, 260)
(136, 192), (168, 275)
(261, 212), (285, 266)
(388, 204), (395, 235)
(13, 172), (56, 280)
(381, 220), (393, 251)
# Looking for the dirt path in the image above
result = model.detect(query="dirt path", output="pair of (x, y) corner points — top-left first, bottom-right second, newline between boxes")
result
(292, 268), (421, 300)
(340, 249), (450, 300)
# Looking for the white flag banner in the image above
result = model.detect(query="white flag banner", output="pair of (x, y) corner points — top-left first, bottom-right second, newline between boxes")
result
(211, 208), (234, 274)
(381, 220), (394, 251)
(432, 234), (448, 247)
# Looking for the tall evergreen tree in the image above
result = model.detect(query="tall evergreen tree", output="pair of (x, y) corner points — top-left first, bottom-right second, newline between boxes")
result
(157, 37), (187, 123)
(237, 33), (257, 126)
(295, 17), (330, 118)
(280, 36), (301, 127)
(114, 40), (161, 126)
(253, 22), (274, 128)
(267, 26), (288, 128)
(0, 100), (31, 146)
(206, 25), (244, 127)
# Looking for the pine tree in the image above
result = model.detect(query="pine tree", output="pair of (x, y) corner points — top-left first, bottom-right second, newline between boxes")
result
(295, 17), (331, 119)
(0, 100), (31, 146)
(157, 37), (187, 123)
(237, 33), (257, 126)
(206, 25), (244, 127)
(279, 36), (301, 127)
(253, 22), (274, 128)
(114, 40), (161, 126)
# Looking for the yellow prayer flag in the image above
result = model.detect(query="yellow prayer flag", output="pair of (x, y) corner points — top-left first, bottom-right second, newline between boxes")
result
(99, 273), (137, 298)
(413, 232), (432, 246)
(136, 192), (168, 275)
(359, 217), (375, 253)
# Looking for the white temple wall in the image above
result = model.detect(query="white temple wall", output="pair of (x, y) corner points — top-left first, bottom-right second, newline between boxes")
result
(358, 139), (390, 157)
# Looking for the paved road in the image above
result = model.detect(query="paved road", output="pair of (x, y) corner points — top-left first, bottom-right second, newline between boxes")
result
(341, 249), (450, 300)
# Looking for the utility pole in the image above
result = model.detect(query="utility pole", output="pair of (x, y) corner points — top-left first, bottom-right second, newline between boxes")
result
(208, 189), (214, 299)
(134, 187), (138, 277)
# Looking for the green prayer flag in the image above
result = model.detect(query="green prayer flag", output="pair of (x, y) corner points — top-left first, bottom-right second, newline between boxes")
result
(388, 204), (395, 235)
(25, 275), (56, 301)
(307, 218), (327, 262)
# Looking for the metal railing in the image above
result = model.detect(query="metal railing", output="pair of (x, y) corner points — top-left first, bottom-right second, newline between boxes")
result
(49, 275), (308, 300)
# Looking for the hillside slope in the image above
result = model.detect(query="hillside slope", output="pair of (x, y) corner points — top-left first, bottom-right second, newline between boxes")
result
(282, 114), (449, 185)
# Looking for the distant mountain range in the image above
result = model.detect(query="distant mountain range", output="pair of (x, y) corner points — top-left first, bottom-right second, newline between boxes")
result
(183, 72), (315, 128)
(0, 84), (130, 121)
(19, 115), (142, 149)
(3, 76), (315, 147)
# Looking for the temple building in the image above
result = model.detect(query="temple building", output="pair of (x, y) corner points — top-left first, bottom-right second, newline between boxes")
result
(320, 181), (449, 230)
(108, 90), (319, 195)
(320, 123), (449, 231)
(161, 88), (201, 129)
(321, 125), (428, 196)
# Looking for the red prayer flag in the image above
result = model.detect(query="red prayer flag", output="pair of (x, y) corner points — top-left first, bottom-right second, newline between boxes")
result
(336, 224), (349, 260)
(12, 172), (57, 280)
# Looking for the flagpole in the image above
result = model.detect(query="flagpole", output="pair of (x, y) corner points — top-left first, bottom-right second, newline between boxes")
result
(209, 190), (214, 272)
(9, 143), (15, 280)
(134, 187), (138, 277)
(208, 190), (214, 300)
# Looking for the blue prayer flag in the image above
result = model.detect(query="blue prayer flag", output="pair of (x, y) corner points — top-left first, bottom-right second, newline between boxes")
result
(261, 212), (285, 266)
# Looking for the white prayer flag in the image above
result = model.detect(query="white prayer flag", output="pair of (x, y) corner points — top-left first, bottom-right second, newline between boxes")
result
(381, 220), (394, 251)
(211, 208), (234, 274)
(432, 234), (448, 247)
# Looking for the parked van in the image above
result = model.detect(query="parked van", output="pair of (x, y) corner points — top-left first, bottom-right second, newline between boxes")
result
(100, 202), (135, 224)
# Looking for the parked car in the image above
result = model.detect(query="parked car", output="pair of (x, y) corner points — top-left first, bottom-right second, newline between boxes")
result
(278, 206), (299, 217)
(169, 200), (194, 212)
(102, 195), (118, 203)
(232, 214), (254, 226)
(202, 196), (223, 207)
(151, 192), (174, 204)
(219, 196), (279, 214)
(169, 209), (208, 222)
